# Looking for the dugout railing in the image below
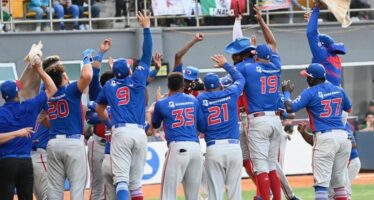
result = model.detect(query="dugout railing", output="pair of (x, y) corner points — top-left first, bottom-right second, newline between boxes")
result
(1, 0), (374, 32)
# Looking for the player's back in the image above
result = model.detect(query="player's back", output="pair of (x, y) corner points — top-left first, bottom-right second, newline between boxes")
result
(240, 62), (281, 113)
(304, 82), (350, 132)
(102, 77), (146, 126)
(153, 93), (200, 143)
(46, 82), (83, 136)
(198, 87), (241, 142)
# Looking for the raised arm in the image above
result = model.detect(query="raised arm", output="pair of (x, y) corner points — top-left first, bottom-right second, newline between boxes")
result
(306, 6), (327, 61)
(89, 38), (112, 101)
(77, 49), (94, 92)
(32, 56), (57, 100)
(255, 6), (278, 53)
(138, 11), (152, 68)
(211, 54), (244, 93)
(174, 33), (204, 71)
(233, 16), (243, 40)
(147, 53), (162, 84)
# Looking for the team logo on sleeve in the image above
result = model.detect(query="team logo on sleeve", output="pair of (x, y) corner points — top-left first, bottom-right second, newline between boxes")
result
(256, 66), (262, 73)
(136, 66), (145, 70)
(168, 101), (175, 108)
(202, 100), (209, 107)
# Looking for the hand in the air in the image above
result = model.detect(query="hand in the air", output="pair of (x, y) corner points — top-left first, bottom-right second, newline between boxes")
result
(153, 53), (162, 70)
(304, 10), (311, 22)
(282, 80), (294, 93)
(194, 33), (204, 42)
(100, 38), (112, 53)
(137, 10), (150, 28)
(211, 54), (227, 68)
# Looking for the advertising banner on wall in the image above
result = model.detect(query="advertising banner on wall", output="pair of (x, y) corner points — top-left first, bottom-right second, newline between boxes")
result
(258, 0), (291, 11)
(200, 0), (246, 16)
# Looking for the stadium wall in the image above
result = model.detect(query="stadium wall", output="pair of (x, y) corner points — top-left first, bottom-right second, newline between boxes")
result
(0, 23), (373, 115)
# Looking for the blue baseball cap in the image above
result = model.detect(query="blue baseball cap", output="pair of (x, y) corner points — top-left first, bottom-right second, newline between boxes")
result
(330, 43), (346, 55)
(300, 63), (326, 79)
(113, 58), (130, 79)
(318, 34), (335, 48)
(204, 73), (220, 89)
(1, 80), (22, 100)
(255, 44), (272, 60)
(225, 37), (255, 55)
(219, 75), (233, 88)
(183, 66), (199, 81)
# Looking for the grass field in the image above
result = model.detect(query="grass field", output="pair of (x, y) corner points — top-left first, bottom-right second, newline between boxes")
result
(146, 184), (374, 200)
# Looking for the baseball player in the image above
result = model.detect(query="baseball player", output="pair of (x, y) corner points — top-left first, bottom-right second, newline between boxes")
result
(85, 38), (112, 200)
(304, 1), (347, 87)
(237, 43), (283, 200)
(298, 120), (361, 200)
(282, 63), (352, 200)
(148, 72), (204, 200)
(173, 33), (205, 97)
(197, 55), (245, 200)
(44, 48), (95, 199)
(0, 51), (57, 200)
(95, 11), (152, 200)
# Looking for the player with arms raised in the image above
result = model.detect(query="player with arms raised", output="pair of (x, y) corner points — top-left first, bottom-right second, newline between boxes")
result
(95, 10), (152, 200)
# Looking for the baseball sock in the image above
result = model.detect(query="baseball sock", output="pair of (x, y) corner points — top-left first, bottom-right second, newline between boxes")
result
(131, 187), (144, 200)
(334, 187), (348, 200)
(256, 172), (271, 200)
(314, 186), (328, 200)
(269, 170), (281, 200)
(116, 182), (129, 200)
(243, 160), (261, 196)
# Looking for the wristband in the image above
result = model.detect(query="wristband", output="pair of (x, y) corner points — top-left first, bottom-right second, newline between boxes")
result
(93, 51), (105, 62)
(149, 68), (159, 78)
(83, 57), (92, 65)
(283, 91), (291, 101)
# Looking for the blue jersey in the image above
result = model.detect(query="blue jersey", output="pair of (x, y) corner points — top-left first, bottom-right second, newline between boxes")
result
(89, 67), (102, 101)
(0, 92), (47, 156)
(238, 53), (282, 113)
(152, 93), (203, 143)
(46, 82), (83, 136)
(289, 82), (352, 132)
(307, 8), (342, 86)
(32, 122), (49, 150)
(197, 63), (244, 142)
(96, 28), (152, 126)
(346, 123), (359, 160)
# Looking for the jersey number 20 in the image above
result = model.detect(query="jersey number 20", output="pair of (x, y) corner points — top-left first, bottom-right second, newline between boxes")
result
(117, 86), (130, 106)
(320, 98), (342, 118)
(48, 99), (69, 120)
(260, 75), (278, 94)
(172, 108), (194, 128)
(208, 103), (228, 126)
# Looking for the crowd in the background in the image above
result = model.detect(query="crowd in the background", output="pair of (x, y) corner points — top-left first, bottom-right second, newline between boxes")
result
(0, 0), (372, 32)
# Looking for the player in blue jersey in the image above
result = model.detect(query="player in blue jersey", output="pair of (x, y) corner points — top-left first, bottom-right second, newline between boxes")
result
(173, 33), (205, 97)
(83, 38), (113, 200)
(95, 11), (152, 200)
(0, 54), (57, 200)
(304, 2), (347, 87)
(148, 72), (204, 200)
(282, 63), (352, 200)
(197, 54), (244, 200)
(238, 43), (283, 200)
(44, 48), (95, 199)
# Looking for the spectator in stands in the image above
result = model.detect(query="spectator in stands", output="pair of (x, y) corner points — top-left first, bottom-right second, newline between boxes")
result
(53, 0), (80, 30)
(350, 0), (371, 21)
(73, 0), (100, 18)
(359, 111), (374, 132)
(29, 0), (53, 31)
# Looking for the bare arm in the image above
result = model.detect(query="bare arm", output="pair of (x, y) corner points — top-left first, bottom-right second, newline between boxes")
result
(0, 127), (34, 144)
(297, 122), (314, 146)
(92, 38), (112, 70)
(145, 102), (156, 136)
(95, 103), (109, 121)
(174, 33), (204, 69)
(254, 6), (278, 53)
(77, 49), (94, 92)
(33, 56), (57, 100)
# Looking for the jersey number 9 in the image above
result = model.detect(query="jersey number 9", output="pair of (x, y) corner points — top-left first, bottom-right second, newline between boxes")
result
(48, 99), (69, 120)
(172, 108), (194, 128)
(117, 86), (130, 106)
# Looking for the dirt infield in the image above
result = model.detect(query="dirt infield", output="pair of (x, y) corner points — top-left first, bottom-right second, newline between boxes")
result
(23, 173), (373, 199)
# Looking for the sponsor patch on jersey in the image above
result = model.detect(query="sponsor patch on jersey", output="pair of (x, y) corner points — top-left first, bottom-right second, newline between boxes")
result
(256, 66), (262, 73)
(168, 101), (175, 108)
(110, 80), (116, 87)
(202, 100), (209, 107)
